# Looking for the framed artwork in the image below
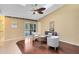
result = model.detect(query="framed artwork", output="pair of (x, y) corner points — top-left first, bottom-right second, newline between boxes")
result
(11, 20), (17, 29)
(49, 21), (55, 31)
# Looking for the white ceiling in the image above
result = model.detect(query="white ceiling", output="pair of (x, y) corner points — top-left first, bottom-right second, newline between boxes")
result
(0, 4), (63, 20)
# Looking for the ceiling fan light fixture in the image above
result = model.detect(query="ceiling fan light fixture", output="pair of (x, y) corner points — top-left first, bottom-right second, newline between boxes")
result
(33, 12), (35, 14)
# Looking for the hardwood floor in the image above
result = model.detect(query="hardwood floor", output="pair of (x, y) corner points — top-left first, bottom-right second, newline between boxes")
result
(16, 40), (25, 54)
(16, 40), (79, 54)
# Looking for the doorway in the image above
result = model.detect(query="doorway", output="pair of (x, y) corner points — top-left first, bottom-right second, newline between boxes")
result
(24, 23), (36, 36)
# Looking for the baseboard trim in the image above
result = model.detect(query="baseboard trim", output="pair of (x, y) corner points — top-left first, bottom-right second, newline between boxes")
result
(60, 40), (79, 46)
(3, 37), (24, 42)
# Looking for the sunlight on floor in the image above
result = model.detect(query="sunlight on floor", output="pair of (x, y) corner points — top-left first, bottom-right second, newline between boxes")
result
(0, 39), (22, 54)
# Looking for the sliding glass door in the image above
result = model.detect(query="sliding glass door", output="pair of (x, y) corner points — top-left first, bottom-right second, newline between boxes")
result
(24, 23), (36, 36)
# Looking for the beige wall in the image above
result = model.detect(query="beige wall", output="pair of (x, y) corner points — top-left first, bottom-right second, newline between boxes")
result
(38, 5), (79, 46)
(4, 16), (37, 41)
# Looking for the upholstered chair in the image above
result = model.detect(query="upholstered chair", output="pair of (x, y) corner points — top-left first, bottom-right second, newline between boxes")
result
(47, 33), (59, 50)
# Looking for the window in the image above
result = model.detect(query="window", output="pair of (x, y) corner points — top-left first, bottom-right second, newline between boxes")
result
(24, 23), (36, 36)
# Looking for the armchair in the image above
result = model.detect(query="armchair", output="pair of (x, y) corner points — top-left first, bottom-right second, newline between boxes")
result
(47, 33), (59, 50)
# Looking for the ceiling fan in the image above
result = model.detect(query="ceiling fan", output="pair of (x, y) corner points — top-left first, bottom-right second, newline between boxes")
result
(33, 7), (46, 14)
(21, 4), (53, 14)
(32, 4), (46, 14)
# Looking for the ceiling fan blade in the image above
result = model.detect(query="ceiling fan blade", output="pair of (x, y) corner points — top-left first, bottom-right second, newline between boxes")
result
(37, 8), (46, 11)
(38, 11), (43, 14)
(34, 7), (46, 11)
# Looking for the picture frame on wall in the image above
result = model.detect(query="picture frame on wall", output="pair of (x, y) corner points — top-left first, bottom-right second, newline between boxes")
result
(11, 20), (17, 29)
(49, 21), (55, 31)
